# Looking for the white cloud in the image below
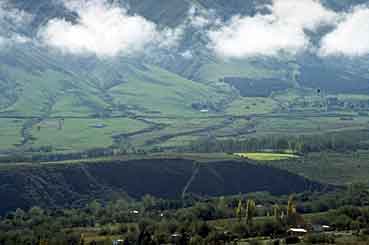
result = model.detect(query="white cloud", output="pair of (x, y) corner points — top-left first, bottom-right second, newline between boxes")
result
(0, 2), (32, 48)
(320, 6), (369, 57)
(187, 5), (221, 29)
(0, 2), (32, 27)
(38, 0), (181, 57)
(208, 14), (308, 58)
(180, 50), (193, 59)
(11, 34), (31, 44)
(271, 0), (337, 30)
(158, 26), (184, 49)
(0, 36), (5, 47)
(188, 6), (211, 28)
(208, 0), (338, 58)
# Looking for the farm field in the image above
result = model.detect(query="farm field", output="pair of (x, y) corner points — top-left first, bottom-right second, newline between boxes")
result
(0, 119), (25, 149)
(235, 152), (299, 161)
(29, 118), (149, 151)
(225, 97), (279, 116)
(2, 71), (369, 153)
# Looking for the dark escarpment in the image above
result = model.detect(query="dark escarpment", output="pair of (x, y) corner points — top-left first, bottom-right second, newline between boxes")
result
(0, 158), (327, 214)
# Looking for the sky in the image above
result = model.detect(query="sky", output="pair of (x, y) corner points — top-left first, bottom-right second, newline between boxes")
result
(1, 0), (369, 59)
(0, 1), (32, 46)
(208, 0), (369, 58)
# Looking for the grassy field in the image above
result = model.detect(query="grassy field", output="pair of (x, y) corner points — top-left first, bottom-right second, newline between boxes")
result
(29, 118), (148, 151)
(0, 119), (24, 149)
(197, 59), (285, 83)
(225, 97), (280, 116)
(128, 117), (226, 147)
(235, 152), (299, 161)
(109, 65), (228, 117)
(51, 94), (109, 118)
(253, 116), (369, 136)
(2, 52), (369, 153)
(259, 151), (369, 186)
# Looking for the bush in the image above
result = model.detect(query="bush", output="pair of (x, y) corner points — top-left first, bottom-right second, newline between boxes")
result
(285, 236), (300, 244)
(304, 233), (335, 244)
(98, 227), (112, 236)
(231, 223), (250, 238)
(118, 224), (128, 234)
(361, 228), (369, 235)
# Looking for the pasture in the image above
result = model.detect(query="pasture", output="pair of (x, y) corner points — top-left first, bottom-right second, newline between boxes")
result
(29, 118), (148, 151)
(235, 152), (299, 161)
(0, 119), (24, 149)
(264, 151), (369, 186)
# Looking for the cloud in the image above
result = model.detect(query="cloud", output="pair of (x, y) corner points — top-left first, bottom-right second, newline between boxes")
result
(180, 50), (193, 59)
(270, 0), (337, 30)
(38, 0), (181, 57)
(0, 2), (32, 47)
(0, 36), (5, 47)
(319, 6), (369, 57)
(187, 5), (214, 28)
(0, 2), (32, 27)
(208, 0), (338, 58)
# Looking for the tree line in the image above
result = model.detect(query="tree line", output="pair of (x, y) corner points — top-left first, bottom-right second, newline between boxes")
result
(187, 130), (369, 154)
(0, 184), (369, 244)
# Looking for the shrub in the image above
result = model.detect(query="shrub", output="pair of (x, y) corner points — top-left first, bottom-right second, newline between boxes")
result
(285, 236), (300, 244)
(304, 233), (335, 244)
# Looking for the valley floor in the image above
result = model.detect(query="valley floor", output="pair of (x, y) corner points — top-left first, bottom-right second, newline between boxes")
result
(1, 89), (369, 154)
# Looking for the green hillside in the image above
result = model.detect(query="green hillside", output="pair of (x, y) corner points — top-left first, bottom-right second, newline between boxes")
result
(0, 44), (234, 151)
(0, 0), (369, 153)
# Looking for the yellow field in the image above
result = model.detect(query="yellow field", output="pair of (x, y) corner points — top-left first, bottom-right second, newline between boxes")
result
(235, 152), (299, 161)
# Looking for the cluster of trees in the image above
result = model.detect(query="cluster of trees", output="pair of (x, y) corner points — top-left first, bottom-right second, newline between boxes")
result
(0, 145), (166, 164)
(187, 130), (369, 154)
(0, 184), (369, 244)
(0, 146), (153, 164)
(3, 128), (369, 165)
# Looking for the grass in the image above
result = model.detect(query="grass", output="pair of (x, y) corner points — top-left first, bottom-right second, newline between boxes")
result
(264, 151), (369, 186)
(0, 119), (24, 149)
(197, 59), (284, 83)
(29, 118), (148, 151)
(51, 93), (109, 117)
(226, 97), (279, 116)
(0, 62), (104, 117)
(253, 116), (369, 136)
(128, 117), (226, 147)
(235, 152), (299, 161)
(109, 64), (229, 117)
(2, 48), (369, 153)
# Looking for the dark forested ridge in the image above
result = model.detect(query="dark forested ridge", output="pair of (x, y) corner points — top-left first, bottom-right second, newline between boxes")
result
(0, 158), (326, 215)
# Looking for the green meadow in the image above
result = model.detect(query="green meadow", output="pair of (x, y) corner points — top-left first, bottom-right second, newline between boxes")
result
(30, 118), (148, 151)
